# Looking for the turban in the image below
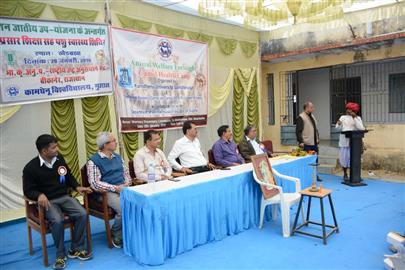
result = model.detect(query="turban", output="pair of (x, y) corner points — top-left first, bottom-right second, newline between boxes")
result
(346, 102), (360, 113)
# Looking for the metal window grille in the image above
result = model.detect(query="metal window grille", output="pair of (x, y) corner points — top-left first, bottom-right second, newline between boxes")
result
(267, 74), (275, 125)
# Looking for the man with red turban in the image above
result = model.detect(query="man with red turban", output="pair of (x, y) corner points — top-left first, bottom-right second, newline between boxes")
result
(335, 102), (365, 181)
(345, 102), (360, 114)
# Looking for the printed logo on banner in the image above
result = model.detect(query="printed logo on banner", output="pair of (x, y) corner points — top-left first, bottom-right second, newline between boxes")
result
(95, 49), (106, 64)
(158, 39), (172, 60)
(195, 73), (207, 89)
(6, 86), (20, 97)
(5, 51), (16, 66)
(117, 66), (133, 89)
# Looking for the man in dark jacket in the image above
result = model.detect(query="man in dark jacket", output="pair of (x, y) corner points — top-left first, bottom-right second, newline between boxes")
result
(238, 126), (272, 163)
(296, 102), (322, 181)
(296, 101), (320, 152)
(23, 134), (92, 270)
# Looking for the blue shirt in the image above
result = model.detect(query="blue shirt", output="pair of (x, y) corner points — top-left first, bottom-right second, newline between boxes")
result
(212, 139), (244, 167)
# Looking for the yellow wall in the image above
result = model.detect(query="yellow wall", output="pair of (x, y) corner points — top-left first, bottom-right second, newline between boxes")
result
(363, 124), (405, 154)
(362, 124), (405, 173)
(260, 44), (405, 155)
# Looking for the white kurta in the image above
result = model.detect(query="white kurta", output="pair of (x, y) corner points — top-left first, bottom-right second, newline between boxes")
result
(335, 115), (365, 148)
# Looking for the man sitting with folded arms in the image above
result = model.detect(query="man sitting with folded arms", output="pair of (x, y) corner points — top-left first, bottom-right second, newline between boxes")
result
(87, 132), (132, 249)
(168, 121), (216, 174)
(23, 134), (92, 270)
(212, 125), (244, 167)
(134, 130), (172, 181)
(238, 125), (272, 163)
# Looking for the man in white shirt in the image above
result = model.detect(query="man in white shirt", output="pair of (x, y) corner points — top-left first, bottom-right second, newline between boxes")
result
(134, 130), (172, 181)
(168, 121), (216, 174)
(335, 102), (365, 181)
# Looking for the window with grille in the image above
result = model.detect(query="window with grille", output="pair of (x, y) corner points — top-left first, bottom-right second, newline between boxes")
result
(389, 73), (405, 113)
(267, 74), (275, 125)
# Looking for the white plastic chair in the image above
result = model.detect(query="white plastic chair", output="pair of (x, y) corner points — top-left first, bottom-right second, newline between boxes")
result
(253, 168), (306, 237)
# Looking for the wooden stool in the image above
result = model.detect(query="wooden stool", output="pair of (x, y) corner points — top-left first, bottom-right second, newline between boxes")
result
(291, 187), (339, 245)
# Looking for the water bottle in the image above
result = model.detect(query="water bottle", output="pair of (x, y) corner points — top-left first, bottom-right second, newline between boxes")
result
(147, 163), (156, 184)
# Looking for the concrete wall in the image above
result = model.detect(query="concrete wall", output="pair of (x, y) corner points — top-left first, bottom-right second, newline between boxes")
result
(261, 43), (405, 169)
(298, 68), (331, 140)
(362, 124), (405, 173)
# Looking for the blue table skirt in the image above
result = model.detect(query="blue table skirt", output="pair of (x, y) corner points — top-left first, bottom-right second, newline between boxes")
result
(121, 155), (316, 265)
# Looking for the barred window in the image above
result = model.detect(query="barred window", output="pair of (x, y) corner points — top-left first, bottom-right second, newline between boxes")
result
(267, 74), (275, 125)
(389, 73), (405, 113)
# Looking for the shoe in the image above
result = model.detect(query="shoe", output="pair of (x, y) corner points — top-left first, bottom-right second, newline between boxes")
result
(343, 175), (349, 182)
(68, 249), (92, 261)
(53, 257), (66, 270)
(389, 244), (398, 253)
(112, 236), (123, 249)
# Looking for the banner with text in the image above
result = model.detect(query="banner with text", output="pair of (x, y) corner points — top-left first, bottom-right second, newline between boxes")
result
(0, 17), (113, 105)
(111, 27), (208, 132)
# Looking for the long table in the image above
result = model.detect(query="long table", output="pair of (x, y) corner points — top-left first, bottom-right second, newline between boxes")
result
(121, 155), (317, 265)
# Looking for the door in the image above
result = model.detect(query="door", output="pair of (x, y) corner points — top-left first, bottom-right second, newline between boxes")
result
(330, 65), (362, 123)
(330, 65), (362, 144)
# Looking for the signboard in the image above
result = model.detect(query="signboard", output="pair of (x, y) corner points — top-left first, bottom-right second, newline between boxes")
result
(0, 17), (113, 105)
(111, 27), (208, 132)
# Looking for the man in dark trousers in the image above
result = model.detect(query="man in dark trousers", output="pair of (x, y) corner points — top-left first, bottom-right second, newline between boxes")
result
(23, 134), (92, 270)
(296, 102), (321, 181)
(296, 102), (320, 152)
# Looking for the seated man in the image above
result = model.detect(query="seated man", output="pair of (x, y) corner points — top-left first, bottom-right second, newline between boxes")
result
(134, 130), (172, 181)
(238, 126), (272, 163)
(87, 132), (131, 249)
(23, 134), (92, 270)
(212, 125), (244, 167)
(168, 121), (215, 174)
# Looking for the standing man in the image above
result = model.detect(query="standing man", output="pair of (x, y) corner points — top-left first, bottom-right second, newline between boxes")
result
(23, 134), (92, 270)
(335, 102), (365, 181)
(134, 130), (172, 181)
(296, 102), (320, 153)
(238, 126), (272, 163)
(168, 121), (216, 174)
(87, 132), (132, 249)
(212, 125), (244, 167)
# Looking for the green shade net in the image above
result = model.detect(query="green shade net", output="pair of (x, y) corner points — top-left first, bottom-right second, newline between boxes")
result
(116, 13), (152, 32)
(247, 74), (260, 136)
(239, 41), (257, 58)
(155, 24), (184, 38)
(0, 0), (46, 18)
(186, 31), (213, 45)
(232, 74), (245, 144)
(51, 100), (81, 182)
(81, 96), (112, 159)
(122, 132), (139, 160)
(50, 5), (98, 22)
(216, 37), (237, 55)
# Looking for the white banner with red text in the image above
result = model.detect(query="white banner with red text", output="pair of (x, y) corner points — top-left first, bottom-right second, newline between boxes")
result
(111, 27), (208, 132)
(0, 17), (113, 105)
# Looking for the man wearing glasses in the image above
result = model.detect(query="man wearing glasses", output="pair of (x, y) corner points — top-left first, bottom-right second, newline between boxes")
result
(87, 132), (132, 248)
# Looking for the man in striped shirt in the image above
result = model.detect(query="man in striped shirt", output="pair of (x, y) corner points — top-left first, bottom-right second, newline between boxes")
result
(87, 132), (131, 248)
